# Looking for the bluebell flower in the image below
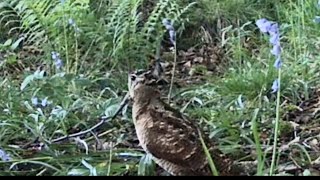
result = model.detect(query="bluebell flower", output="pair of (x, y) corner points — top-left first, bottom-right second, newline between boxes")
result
(256, 18), (272, 33)
(314, 1), (320, 23)
(268, 23), (279, 35)
(31, 97), (38, 106)
(271, 79), (279, 93)
(68, 18), (75, 27)
(269, 33), (280, 46)
(51, 52), (60, 60)
(313, 16), (320, 23)
(256, 19), (279, 35)
(31, 97), (51, 107)
(274, 56), (282, 69)
(256, 18), (282, 94)
(162, 19), (174, 31)
(55, 58), (63, 69)
(51, 51), (63, 69)
(271, 44), (281, 56)
(68, 18), (81, 33)
(41, 98), (48, 107)
(169, 30), (176, 45)
(0, 148), (11, 162)
(162, 18), (176, 45)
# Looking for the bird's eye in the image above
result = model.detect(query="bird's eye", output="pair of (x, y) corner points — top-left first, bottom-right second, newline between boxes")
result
(130, 74), (137, 81)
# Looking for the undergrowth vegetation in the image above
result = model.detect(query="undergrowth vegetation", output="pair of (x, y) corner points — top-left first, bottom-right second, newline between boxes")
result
(0, 0), (319, 176)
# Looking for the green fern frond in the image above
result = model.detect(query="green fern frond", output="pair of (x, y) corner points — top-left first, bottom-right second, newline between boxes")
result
(0, 0), (49, 47)
(103, 0), (143, 62)
(137, 0), (196, 57)
(0, 0), (90, 49)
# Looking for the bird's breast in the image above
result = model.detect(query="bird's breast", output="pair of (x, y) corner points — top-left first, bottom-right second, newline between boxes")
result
(132, 104), (155, 152)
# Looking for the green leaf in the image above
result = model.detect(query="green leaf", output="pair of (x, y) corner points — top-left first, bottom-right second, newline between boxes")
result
(34, 70), (46, 79)
(104, 103), (119, 117)
(20, 70), (45, 91)
(81, 159), (97, 176)
(75, 78), (92, 87)
(68, 168), (88, 176)
(303, 169), (311, 176)
(64, 74), (77, 81)
(20, 74), (35, 91)
(6, 54), (17, 64)
(3, 39), (12, 46)
(10, 37), (24, 50)
(138, 154), (155, 176)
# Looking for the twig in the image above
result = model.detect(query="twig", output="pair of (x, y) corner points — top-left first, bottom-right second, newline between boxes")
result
(84, 128), (116, 142)
(51, 93), (130, 143)
(21, 137), (40, 149)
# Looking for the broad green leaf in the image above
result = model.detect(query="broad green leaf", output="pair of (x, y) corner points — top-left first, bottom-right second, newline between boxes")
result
(3, 39), (12, 46)
(138, 153), (155, 176)
(68, 168), (88, 176)
(10, 37), (24, 50)
(81, 159), (97, 176)
(20, 74), (35, 91)
(104, 103), (119, 117)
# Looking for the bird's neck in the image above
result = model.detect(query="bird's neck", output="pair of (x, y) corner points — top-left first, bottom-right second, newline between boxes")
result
(131, 86), (161, 124)
(132, 86), (160, 105)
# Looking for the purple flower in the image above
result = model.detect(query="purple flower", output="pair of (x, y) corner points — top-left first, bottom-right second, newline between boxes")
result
(162, 19), (174, 31)
(169, 30), (176, 45)
(68, 18), (81, 33)
(256, 18), (282, 58)
(51, 51), (63, 69)
(313, 16), (320, 23)
(269, 33), (280, 46)
(257, 18), (283, 95)
(68, 18), (75, 27)
(256, 18), (272, 33)
(162, 18), (176, 45)
(0, 148), (11, 161)
(41, 98), (48, 107)
(31, 97), (38, 106)
(54, 58), (63, 69)
(274, 56), (282, 69)
(256, 18), (279, 35)
(268, 23), (279, 35)
(31, 97), (51, 107)
(271, 44), (281, 56)
(271, 79), (279, 93)
(51, 52), (60, 60)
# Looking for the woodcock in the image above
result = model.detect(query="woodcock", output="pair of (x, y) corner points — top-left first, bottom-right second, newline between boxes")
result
(128, 69), (242, 176)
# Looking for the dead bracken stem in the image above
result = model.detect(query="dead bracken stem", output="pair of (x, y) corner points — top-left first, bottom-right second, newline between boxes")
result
(167, 36), (177, 102)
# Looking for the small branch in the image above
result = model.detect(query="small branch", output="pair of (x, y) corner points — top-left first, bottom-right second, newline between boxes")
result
(51, 93), (130, 143)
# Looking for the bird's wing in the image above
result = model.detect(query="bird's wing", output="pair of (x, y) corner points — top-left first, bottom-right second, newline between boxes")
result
(145, 107), (208, 169)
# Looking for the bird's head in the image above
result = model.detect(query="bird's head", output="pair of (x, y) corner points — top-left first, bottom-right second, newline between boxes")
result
(128, 58), (166, 101)
(128, 69), (159, 100)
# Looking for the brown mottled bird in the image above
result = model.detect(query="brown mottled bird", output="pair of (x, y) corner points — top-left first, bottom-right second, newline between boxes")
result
(127, 70), (242, 176)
